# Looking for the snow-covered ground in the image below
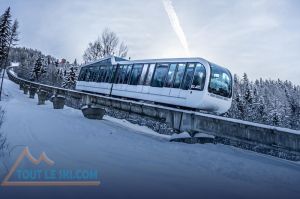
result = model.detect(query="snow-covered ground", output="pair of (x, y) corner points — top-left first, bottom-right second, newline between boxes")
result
(0, 77), (300, 199)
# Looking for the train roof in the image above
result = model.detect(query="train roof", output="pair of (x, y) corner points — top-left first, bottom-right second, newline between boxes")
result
(81, 56), (211, 68)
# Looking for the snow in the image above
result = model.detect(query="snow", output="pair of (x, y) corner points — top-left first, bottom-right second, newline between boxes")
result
(170, 131), (191, 139)
(1, 77), (300, 199)
(194, 132), (215, 139)
(10, 62), (19, 67)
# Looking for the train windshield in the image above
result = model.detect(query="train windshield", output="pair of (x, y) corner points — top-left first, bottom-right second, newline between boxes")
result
(208, 63), (232, 98)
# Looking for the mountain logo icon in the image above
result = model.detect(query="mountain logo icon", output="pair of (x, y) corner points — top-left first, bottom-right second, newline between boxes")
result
(1, 147), (100, 186)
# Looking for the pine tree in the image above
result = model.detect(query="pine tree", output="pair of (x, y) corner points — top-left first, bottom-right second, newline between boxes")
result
(0, 7), (12, 66)
(62, 66), (77, 89)
(32, 55), (46, 81)
(73, 59), (78, 66)
(0, 8), (18, 101)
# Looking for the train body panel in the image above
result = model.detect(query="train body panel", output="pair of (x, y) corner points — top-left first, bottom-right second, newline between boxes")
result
(76, 56), (233, 114)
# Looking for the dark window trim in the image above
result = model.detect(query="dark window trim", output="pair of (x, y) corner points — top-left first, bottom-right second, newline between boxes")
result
(190, 62), (206, 91)
(181, 62), (197, 90)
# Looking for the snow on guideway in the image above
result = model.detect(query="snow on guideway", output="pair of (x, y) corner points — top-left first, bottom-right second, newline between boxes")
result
(0, 77), (300, 199)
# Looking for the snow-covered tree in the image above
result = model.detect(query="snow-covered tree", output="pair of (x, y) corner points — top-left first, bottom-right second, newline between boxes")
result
(32, 55), (46, 81)
(226, 73), (300, 130)
(62, 66), (77, 89)
(0, 7), (12, 67)
(0, 8), (18, 101)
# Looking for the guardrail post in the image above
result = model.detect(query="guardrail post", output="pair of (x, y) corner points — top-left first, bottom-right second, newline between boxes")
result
(29, 86), (37, 99)
(37, 89), (48, 105)
(51, 91), (65, 109)
(81, 95), (105, 120)
(81, 104), (106, 120)
(86, 95), (91, 105)
(23, 85), (29, 95)
(19, 83), (24, 90)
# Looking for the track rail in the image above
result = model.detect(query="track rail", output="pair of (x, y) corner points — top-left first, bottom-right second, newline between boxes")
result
(6, 67), (300, 160)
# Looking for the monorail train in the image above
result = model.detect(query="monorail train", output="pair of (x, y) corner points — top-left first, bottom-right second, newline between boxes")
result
(76, 56), (233, 114)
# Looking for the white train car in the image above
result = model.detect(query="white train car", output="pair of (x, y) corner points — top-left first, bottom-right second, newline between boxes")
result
(76, 56), (233, 114)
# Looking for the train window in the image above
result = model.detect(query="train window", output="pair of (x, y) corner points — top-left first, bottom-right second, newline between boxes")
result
(124, 65), (133, 84)
(191, 63), (206, 91)
(151, 64), (169, 87)
(100, 67), (107, 82)
(181, 63), (195, 90)
(115, 65), (122, 83)
(138, 64), (149, 85)
(164, 63), (177, 87)
(78, 68), (86, 81)
(144, 64), (155, 86)
(208, 63), (232, 98)
(119, 65), (128, 84)
(92, 66), (99, 82)
(173, 63), (186, 88)
(110, 65), (117, 83)
(103, 66), (112, 82)
(97, 66), (105, 82)
(90, 67), (96, 82)
(129, 64), (143, 85)
(85, 68), (91, 81)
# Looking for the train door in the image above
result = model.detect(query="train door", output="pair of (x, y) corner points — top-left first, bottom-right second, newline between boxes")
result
(122, 64), (133, 93)
(113, 65), (122, 91)
(127, 64), (143, 95)
(142, 64), (155, 94)
(137, 64), (148, 93)
(161, 63), (177, 100)
(179, 63), (196, 99)
(149, 63), (170, 96)
(169, 63), (186, 98)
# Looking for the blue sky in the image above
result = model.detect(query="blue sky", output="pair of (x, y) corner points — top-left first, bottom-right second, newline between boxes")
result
(1, 0), (300, 84)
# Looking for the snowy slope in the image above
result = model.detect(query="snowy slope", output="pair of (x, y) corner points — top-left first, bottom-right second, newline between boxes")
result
(0, 77), (300, 199)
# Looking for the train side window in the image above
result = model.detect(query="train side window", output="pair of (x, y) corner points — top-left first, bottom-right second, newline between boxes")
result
(91, 66), (98, 82)
(107, 65), (114, 83)
(191, 63), (206, 91)
(124, 65), (133, 84)
(138, 64), (149, 85)
(110, 65), (117, 83)
(119, 65), (128, 84)
(89, 67), (93, 81)
(88, 67), (93, 82)
(100, 66), (107, 82)
(78, 68), (86, 81)
(181, 63), (195, 90)
(97, 65), (105, 82)
(85, 68), (91, 81)
(102, 66), (110, 82)
(164, 63), (177, 87)
(151, 63), (169, 87)
(115, 65), (122, 84)
(144, 64), (155, 86)
(129, 64), (143, 85)
(172, 63), (186, 88)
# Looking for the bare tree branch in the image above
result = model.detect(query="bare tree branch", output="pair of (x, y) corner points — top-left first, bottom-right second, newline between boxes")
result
(83, 28), (128, 63)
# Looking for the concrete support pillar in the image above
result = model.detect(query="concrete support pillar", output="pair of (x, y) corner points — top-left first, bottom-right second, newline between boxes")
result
(37, 89), (48, 105)
(19, 83), (24, 90)
(29, 86), (37, 99)
(51, 94), (66, 109)
(23, 85), (29, 94)
(81, 104), (105, 120)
